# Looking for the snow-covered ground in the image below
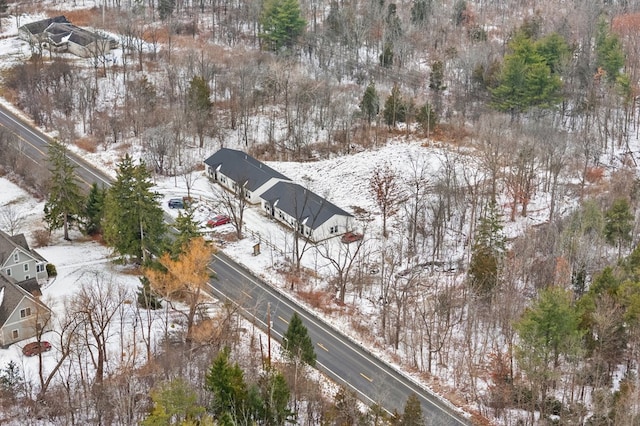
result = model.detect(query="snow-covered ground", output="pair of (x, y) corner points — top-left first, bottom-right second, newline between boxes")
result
(1, 5), (624, 423)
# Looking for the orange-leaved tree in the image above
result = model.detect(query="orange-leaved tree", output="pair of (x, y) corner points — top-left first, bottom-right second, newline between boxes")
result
(145, 237), (215, 344)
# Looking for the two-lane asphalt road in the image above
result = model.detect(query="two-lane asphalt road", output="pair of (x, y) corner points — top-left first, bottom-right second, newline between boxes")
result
(0, 104), (112, 190)
(211, 251), (469, 425)
(0, 103), (471, 425)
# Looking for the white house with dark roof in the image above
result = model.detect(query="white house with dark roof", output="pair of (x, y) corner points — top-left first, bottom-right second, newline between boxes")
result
(204, 148), (292, 204)
(205, 149), (355, 242)
(0, 230), (48, 284)
(18, 16), (117, 58)
(261, 182), (354, 242)
(0, 272), (52, 348)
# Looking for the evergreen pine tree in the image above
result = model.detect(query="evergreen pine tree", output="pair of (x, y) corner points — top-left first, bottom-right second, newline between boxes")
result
(360, 82), (380, 124)
(83, 182), (106, 236)
(158, 0), (175, 20)
(137, 276), (162, 309)
(429, 60), (447, 91)
(379, 42), (394, 68)
(0, 0), (8, 30)
(0, 360), (24, 397)
(205, 347), (248, 421)
(103, 154), (166, 263)
(383, 84), (406, 127)
(491, 31), (563, 116)
(260, 0), (306, 51)
(410, 0), (431, 26)
(258, 369), (293, 424)
(596, 18), (625, 84)
(187, 76), (212, 148)
(604, 198), (634, 259)
(172, 208), (201, 256)
(142, 378), (209, 425)
(282, 312), (316, 366)
(44, 140), (85, 241)
(469, 202), (506, 297)
(401, 393), (424, 426)
(514, 287), (584, 411)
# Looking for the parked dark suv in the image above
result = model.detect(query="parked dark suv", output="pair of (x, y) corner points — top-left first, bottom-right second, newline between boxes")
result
(168, 198), (184, 209)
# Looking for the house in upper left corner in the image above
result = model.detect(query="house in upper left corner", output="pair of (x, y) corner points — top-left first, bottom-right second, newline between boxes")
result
(0, 229), (48, 284)
(0, 272), (52, 348)
(18, 15), (117, 58)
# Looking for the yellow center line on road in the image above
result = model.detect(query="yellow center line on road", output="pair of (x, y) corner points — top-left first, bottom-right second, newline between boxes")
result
(0, 123), (93, 187)
(278, 316), (289, 324)
(317, 343), (328, 352)
(360, 373), (373, 382)
(241, 290), (253, 299)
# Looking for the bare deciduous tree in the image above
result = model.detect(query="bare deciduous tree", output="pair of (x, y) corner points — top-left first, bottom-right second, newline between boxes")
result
(318, 224), (367, 303)
(70, 271), (128, 384)
(143, 124), (175, 175)
(369, 162), (405, 239)
(403, 154), (430, 256)
(211, 178), (248, 240)
(0, 203), (26, 236)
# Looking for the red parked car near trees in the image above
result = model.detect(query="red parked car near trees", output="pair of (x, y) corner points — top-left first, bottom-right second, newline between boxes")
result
(22, 341), (52, 357)
(207, 215), (231, 227)
(341, 232), (363, 244)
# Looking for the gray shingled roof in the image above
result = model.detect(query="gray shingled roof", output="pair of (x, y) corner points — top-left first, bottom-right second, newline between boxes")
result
(20, 16), (69, 36)
(204, 148), (291, 193)
(261, 181), (353, 229)
(0, 273), (36, 329)
(18, 278), (42, 297)
(46, 22), (103, 47)
(0, 230), (47, 265)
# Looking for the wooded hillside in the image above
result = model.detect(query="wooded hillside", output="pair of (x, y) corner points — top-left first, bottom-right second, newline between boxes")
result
(1, 0), (640, 424)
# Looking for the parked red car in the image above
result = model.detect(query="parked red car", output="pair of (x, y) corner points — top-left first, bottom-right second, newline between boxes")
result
(22, 341), (52, 357)
(341, 232), (363, 244)
(207, 215), (231, 227)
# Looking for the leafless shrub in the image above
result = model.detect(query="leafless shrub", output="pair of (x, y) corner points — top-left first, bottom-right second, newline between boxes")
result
(75, 136), (98, 153)
(32, 229), (51, 247)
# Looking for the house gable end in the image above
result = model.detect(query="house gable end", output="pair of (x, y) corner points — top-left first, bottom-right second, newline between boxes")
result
(0, 273), (51, 347)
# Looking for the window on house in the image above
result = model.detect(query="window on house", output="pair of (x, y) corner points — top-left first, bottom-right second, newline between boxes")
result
(13, 253), (19, 262)
(25, 275), (30, 280)
(20, 308), (31, 318)
(24, 263), (29, 272)
(37, 264), (45, 273)
(5, 269), (10, 276)
(12, 330), (18, 339)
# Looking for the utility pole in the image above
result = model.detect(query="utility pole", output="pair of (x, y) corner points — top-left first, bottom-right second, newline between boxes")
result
(267, 302), (271, 369)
